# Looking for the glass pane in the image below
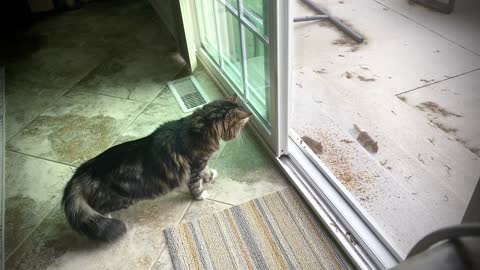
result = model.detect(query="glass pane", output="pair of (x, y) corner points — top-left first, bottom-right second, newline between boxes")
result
(245, 26), (270, 124)
(195, 0), (271, 126)
(217, 6), (244, 90)
(243, 0), (267, 36)
(243, 0), (264, 18)
(226, 0), (238, 10)
(197, 0), (220, 63)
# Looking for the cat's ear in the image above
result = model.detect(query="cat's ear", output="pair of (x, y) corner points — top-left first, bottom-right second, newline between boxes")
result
(225, 94), (238, 103)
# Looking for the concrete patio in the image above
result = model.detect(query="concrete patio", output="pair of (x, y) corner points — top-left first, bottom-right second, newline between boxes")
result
(293, 0), (480, 256)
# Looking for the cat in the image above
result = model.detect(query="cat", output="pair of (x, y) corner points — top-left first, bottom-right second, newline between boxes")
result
(62, 96), (251, 242)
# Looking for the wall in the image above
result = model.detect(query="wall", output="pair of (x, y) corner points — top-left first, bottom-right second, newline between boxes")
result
(148, 0), (195, 71)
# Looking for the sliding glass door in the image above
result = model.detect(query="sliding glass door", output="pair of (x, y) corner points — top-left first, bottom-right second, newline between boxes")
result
(194, 0), (290, 156)
(180, 0), (409, 268)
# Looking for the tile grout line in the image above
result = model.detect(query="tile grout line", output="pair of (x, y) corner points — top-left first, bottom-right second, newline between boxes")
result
(176, 200), (194, 225)
(73, 87), (165, 103)
(146, 198), (194, 270)
(372, 0), (480, 57)
(107, 102), (151, 147)
(106, 87), (168, 149)
(5, 201), (61, 263)
(106, 61), (187, 148)
(6, 149), (77, 168)
(5, 53), (111, 145)
(205, 198), (235, 207)
(148, 246), (168, 270)
(395, 67), (480, 96)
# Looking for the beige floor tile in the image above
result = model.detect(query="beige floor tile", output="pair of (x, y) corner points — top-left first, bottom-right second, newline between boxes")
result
(113, 89), (188, 145)
(113, 65), (226, 145)
(70, 51), (185, 103)
(181, 199), (232, 223)
(151, 247), (175, 270)
(7, 92), (146, 166)
(6, 192), (192, 270)
(4, 151), (74, 256)
(5, 47), (106, 140)
(205, 176), (289, 206)
(206, 131), (290, 205)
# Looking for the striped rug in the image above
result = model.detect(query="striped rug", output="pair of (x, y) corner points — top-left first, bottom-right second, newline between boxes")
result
(164, 188), (351, 270)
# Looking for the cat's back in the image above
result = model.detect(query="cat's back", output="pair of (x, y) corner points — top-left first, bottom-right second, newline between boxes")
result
(151, 118), (189, 146)
(75, 137), (148, 176)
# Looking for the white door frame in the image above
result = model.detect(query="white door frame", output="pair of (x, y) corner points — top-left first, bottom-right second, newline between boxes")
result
(269, 0), (292, 157)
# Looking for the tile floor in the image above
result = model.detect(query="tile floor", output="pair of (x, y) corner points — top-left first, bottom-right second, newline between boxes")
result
(3, 1), (289, 269)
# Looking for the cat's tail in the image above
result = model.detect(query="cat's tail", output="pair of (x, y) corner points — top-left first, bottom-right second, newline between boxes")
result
(62, 176), (126, 242)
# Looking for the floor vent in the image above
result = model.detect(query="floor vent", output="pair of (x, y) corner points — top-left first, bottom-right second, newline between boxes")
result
(167, 76), (208, 113)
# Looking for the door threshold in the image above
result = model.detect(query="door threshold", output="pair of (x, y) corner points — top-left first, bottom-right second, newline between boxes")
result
(274, 133), (401, 269)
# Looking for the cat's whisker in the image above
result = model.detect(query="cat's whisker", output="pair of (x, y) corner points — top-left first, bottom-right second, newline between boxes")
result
(239, 132), (246, 145)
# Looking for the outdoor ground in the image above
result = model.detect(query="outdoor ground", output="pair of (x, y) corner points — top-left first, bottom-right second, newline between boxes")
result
(293, 0), (480, 256)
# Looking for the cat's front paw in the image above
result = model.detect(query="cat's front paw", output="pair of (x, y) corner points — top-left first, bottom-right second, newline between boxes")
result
(194, 190), (209, 201)
(208, 169), (218, 182)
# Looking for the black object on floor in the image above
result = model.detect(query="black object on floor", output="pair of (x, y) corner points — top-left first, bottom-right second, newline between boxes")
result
(294, 0), (364, 44)
(392, 224), (480, 270)
(410, 0), (456, 14)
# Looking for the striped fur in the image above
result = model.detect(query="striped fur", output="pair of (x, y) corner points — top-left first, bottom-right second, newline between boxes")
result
(62, 96), (251, 242)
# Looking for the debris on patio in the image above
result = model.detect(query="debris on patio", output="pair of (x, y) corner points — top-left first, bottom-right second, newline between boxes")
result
(302, 135), (323, 154)
(353, 124), (379, 153)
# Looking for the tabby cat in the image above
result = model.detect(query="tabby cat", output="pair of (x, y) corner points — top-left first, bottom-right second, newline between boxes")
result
(62, 96), (251, 242)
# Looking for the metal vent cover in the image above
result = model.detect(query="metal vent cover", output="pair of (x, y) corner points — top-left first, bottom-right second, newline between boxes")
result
(167, 76), (209, 113)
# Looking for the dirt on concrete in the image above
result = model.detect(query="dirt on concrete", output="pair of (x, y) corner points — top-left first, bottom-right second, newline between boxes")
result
(432, 121), (458, 134)
(357, 75), (376, 82)
(416, 101), (462, 117)
(354, 124), (379, 153)
(302, 136), (323, 154)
